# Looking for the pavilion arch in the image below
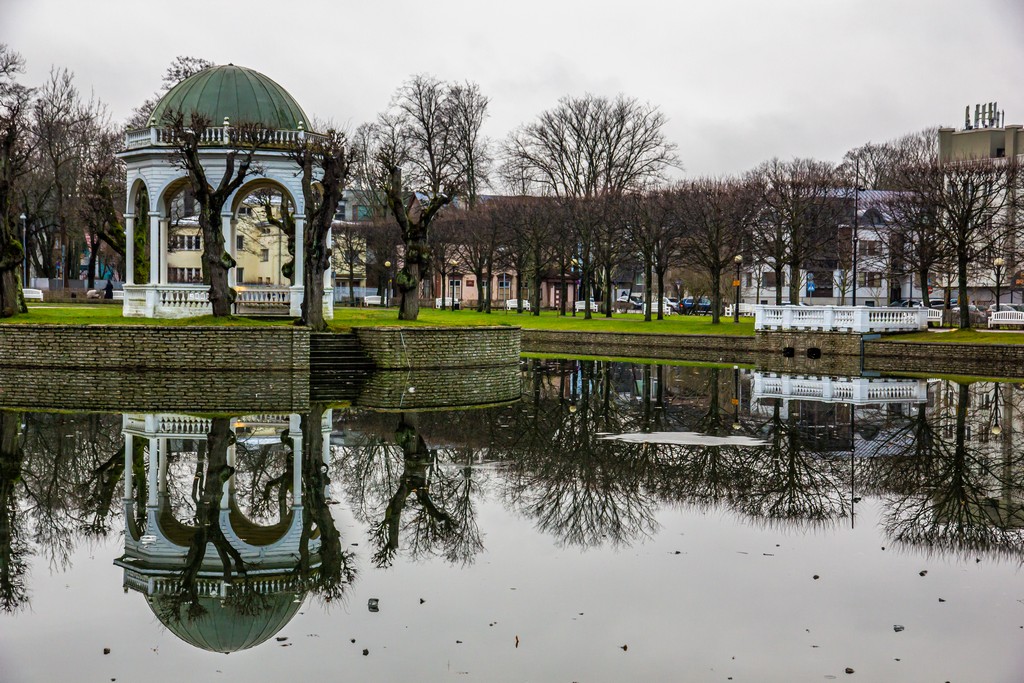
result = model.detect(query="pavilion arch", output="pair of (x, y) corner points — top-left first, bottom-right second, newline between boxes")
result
(116, 63), (330, 319)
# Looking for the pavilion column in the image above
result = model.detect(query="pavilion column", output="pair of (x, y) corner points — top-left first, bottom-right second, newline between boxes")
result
(159, 219), (169, 284)
(124, 215), (135, 285)
(123, 432), (134, 502)
(157, 437), (168, 495)
(222, 425), (236, 510)
(290, 216), (305, 317)
(290, 413), (303, 507)
(146, 438), (159, 509)
(321, 417), (332, 499)
(148, 215), (161, 285)
(223, 213), (236, 287)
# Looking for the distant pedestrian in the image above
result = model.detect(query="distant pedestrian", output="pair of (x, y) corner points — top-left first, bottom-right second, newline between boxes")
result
(103, 281), (114, 299)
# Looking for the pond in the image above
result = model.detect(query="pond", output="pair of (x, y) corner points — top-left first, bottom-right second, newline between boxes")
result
(2, 360), (1023, 682)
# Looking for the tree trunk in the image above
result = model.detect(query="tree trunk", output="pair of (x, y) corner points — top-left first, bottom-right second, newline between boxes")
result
(957, 251), (970, 329)
(774, 265), (785, 305)
(919, 266), (931, 308)
(711, 264), (722, 324)
(532, 265), (542, 316)
(0, 269), (19, 317)
(399, 260), (422, 321)
(644, 258), (653, 322)
(86, 235), (99, 289)
(202, 211), (234, 317)
(656, 269), (665, 321)
(604, 264), (613, 318)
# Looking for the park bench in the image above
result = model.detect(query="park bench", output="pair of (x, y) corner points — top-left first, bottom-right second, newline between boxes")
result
(504, 299), (531, 311)
(22, 288), (43, 301)
(363, 295), (382, 306)
(643, 302), (674, 316)
(435, 297), (460, 309)
(988, 310), (1024, 329)
(574, 300), (598, 313)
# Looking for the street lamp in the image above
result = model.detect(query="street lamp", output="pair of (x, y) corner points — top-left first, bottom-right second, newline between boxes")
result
(851, 158), (861, 307)
(449, 259), (458, 310)
(991, 382), (1003, 436)
(19, 213), (27, 287)
(733, 254), (743, 323)
(994, 257), (1006, 311)
(384, 260), (392, 307)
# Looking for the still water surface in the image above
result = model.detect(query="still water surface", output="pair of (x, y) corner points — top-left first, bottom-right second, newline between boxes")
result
(2, 361), (1024, 682)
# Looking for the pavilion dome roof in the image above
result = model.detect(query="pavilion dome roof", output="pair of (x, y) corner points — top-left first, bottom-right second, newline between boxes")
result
(151, 64), (309, 131)
(147, 589), (305, 654)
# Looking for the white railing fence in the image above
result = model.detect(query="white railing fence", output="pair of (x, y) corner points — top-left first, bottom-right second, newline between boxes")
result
(752, 372), (929, 405)
(754, 305), (928, 333)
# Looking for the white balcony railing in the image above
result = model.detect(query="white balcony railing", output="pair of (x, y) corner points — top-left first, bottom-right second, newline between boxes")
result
(752, 372), (929, 405)
(754, 305), (928, 333)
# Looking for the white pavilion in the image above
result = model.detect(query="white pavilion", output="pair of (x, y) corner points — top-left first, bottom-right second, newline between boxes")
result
(119, 64), (332, 318)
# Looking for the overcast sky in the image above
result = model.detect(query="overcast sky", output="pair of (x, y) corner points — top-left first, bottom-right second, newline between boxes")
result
(4, 0), (1024, 180)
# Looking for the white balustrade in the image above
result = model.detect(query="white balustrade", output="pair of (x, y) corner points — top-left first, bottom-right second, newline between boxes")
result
(124, 126), (327, 150)
(752, 372), (929, 405)
(754, 305), (928, 333)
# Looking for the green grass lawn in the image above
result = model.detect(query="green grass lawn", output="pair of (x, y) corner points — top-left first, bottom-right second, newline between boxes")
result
(883, 328), (1024, 345)
(5, 303), (756, 335)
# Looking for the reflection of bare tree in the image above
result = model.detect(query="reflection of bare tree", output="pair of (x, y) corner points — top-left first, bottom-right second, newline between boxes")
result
(0, 411), (29, 612)
(734, 405), (850, 528)
(499, 361), (661, 548)
(881, 383), (1024, 560)
(338, 411), (482, 568)
(154, 418), (253, 622)
(297, 405), (356, 601)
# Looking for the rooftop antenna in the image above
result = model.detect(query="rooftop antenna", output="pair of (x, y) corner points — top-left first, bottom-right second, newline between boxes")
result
(965, 105), (971, 129)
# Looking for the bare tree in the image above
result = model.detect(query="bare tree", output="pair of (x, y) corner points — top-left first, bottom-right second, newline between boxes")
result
(894, 155), (1022, 327)
(290, 128), (351, 331)
(126, 56), (213, 130)
(748, 158), (844, 304)
(363, 75), (488, 320)
(505, 94), (678, 319)
(674, 178), (755, 323)
(165, 111), (268, 317)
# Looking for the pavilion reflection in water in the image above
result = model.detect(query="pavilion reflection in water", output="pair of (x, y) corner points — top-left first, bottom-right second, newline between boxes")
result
(114, 412), (332, 654)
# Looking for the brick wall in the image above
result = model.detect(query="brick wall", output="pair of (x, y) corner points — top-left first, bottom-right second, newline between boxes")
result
(755, 331), (864, 376)
(521, 329), (757, 364)
(354, 326), (521, 369)
(0, 325), (310, 371)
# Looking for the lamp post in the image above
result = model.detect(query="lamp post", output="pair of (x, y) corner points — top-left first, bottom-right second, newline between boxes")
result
(731, 365), (741, 430)
(19, 213), (27, 287)
(384, 260), (392, 307)
(991, 382), (1003, 436)
(994, 257), (1006, 311)
(733, 254), (743, 323)
(449, 259), (458, 310)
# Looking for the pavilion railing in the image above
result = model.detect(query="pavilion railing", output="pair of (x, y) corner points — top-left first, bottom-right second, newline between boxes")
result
(124, 126), (327, 150)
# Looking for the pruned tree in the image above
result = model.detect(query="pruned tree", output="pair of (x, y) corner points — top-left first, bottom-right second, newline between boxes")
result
(505, 94), (677, 319)
(290, 128), (351, 331)
(164, 111), (268, 316)
(0, 45), (33, 316)
(362, 75), (489, 320)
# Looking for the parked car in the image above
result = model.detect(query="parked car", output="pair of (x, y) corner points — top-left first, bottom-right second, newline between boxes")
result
(681, 297), (712, 314)
(889, 299), (927, 308)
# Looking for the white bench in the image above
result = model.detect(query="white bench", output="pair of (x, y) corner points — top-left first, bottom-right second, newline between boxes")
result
(435, 297), (460, 308)
(574, 300), (598, 312)
(988, 310), (1024, 328)
(643, 302), (674, 316)
(724, 302), (755, 318)
(927, 308), (942, 324)
(363, 295), (382, 306)
(505, 299), (531, 311)
(22, 288), (43, 301)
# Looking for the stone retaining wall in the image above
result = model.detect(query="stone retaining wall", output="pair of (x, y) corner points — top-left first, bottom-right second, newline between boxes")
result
(755, 331), (865, 376)
(0, 325), (310, 371)
(0, 368), (310, 412)
(521, 329), (756, 364)
(864, 339), (1024, 378)
(356, 366), (522, 411)
(353, 326), (521, 369)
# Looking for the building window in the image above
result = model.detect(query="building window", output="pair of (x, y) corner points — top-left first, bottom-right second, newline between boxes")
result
(497, 273), (512, 299)
(171, 235), (201, 251)
(236, 267), (245, 283)
(237, 206), (252, 217)
(857, 272), (882, 287)
(236, 236), (244, 250)
(762, 272), (785, 288)
(260, 248), (269, 262)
